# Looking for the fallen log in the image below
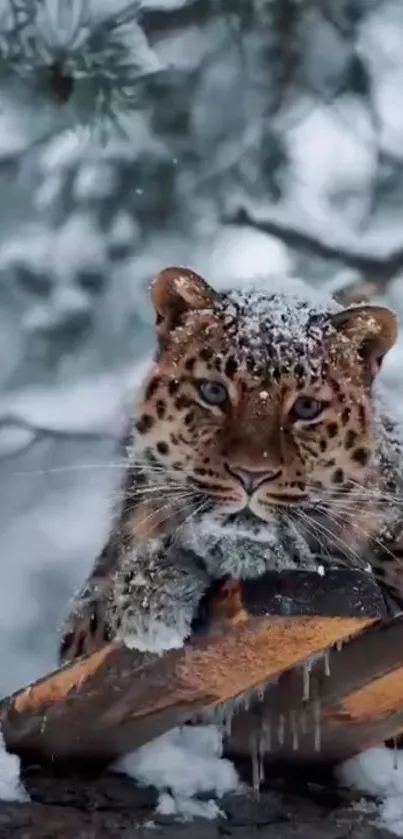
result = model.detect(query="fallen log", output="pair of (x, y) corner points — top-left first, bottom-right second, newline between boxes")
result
(0, 569), (385, 765)
(228, 613), (403, 763)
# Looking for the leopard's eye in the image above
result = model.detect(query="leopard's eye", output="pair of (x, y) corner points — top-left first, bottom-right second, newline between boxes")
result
(290, 396), (327, 422)
(198, 380), (228, 406)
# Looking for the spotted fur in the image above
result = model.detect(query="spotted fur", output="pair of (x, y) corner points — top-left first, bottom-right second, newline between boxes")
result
(59, 268), (403, 661)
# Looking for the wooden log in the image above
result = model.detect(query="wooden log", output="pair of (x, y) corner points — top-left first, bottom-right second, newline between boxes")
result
(0, 569), (382, 765)
(228, 614), (403, 763)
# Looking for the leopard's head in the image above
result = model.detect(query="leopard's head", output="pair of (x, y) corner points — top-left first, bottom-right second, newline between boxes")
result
(130, 267), (398, 543)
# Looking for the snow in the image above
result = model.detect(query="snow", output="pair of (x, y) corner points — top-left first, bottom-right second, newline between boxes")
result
(338, 746), (403, 836)
(289, 103), (374, 228)
(0, 364), (149, 438)
(0, 733), (29, 803)
(358, 3), (403, 157)
(122, 619), (187, 653)
(39, 131), (86, 173)
(114, 724), (240, 821)
(0, 216), (108, 286)
(205, 225), (293, 289)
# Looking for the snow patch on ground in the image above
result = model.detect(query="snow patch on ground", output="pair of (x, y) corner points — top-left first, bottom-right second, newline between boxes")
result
(0, 732), (29, 802)
(338, 746), (403, 836)
(114, 724), (240, 821)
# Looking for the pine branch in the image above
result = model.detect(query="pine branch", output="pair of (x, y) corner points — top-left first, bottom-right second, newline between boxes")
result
(0, 0), (162, 139)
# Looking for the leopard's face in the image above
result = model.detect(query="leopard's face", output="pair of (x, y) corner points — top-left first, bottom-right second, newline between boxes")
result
(129, 268), (398, 546)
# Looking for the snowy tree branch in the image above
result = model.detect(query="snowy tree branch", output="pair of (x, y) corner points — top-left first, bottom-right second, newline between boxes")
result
(229, 206), (403, 284)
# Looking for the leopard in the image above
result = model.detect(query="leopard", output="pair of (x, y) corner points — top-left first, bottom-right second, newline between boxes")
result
(59, 266), (403, 663)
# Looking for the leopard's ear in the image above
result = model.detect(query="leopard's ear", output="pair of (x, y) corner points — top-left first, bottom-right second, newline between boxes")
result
(331, 304), (398, 380)
(150, 267), (215, 341)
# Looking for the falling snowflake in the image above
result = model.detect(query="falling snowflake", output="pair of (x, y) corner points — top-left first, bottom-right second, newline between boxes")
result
(0, 0), (163, 139)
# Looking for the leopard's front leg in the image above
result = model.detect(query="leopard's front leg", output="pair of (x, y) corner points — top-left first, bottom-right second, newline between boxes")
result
(108, 538), (209, 653)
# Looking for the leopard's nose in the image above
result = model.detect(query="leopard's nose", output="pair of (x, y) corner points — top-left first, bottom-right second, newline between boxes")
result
(226, 465), (282, 494)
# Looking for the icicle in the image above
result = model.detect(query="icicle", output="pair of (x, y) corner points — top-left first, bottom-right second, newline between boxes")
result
(243, 691), (252, 712)
(224, 702), (235, 738)
(256, 684), (266, 703)
(258, 731), (266, 785)
(250, 733), (260, 798)
(262, 715), (272, 753)
(214, 697), (238, 739)
(313, 699), (322, 752)
(290, 710), (299, 752)
(393, 737), (398, 771)
(278, 713), (286, 746)
(302, 659), (312, 702)
(335, 639), (344, 652)
(323, 648), (331, 677)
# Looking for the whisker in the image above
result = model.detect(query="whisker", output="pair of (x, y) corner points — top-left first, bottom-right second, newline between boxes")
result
(313, 507), (391, 579)
(108, 485), (203, 512)
(14, 462), (127, 477)
(328, 505), (403, 573)
(307, 488), (394, 506)
(336, 479), (402, 502)
(124, 491), (195, 538)
(125, 484), (192, 496)
(294, 508), (366, 571)
(288, 515), (331, 565)
(305, 477), (401, 501)
(173, 497), (210, 541)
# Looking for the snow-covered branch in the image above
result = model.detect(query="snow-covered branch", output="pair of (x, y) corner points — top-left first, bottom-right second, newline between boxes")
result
(228, 205), (403, 283)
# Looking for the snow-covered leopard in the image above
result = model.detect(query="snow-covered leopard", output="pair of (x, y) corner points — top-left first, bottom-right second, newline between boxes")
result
(59, 266), (403, 661)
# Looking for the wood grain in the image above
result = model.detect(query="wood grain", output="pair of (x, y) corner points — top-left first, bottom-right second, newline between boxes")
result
(0, 569), (381, 765)
(228, 614), (403, 763)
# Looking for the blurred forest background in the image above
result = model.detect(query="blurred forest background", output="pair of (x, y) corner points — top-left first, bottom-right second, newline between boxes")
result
(2, 0), (403, 696)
